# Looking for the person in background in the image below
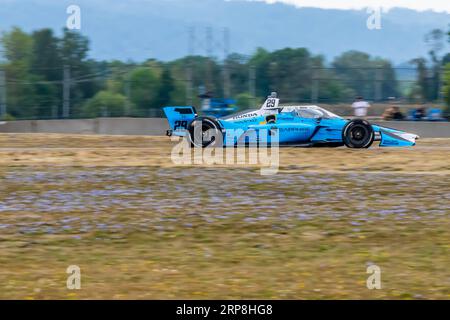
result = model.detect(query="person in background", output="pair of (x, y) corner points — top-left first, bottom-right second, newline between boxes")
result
(198, 91), (213, 112)
(382, 106), (404, 121)
(351, 96), (371, 118)
(412, 106), (426, 120)
(392, 106), (404, 120)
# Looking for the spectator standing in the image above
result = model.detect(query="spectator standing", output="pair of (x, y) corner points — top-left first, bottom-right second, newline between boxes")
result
(351, 96), (371, 118)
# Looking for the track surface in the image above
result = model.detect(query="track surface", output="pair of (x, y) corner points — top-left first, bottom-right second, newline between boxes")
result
(0, 134), (449, 299)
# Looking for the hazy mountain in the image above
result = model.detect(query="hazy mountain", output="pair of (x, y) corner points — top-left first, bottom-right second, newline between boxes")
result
(0, 0), (448, 64)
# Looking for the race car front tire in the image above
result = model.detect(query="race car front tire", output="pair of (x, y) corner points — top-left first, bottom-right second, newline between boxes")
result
(342, 119), (375, 149)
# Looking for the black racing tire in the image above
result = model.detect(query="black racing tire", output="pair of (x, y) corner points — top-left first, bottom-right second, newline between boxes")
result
(188, 116), (223, 148)
(342, 119), (374, 149)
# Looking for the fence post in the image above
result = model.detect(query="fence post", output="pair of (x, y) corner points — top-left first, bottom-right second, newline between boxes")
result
(249, 65), (256, 107)
(52, 105), (58, 119)
(124, 69), (131, 116)
(375, 67), (383, 101)
(437, 66), (443, 103)
(62, 64), (71, 118)
(311, 68), (319, 103)
(0, 69), (6, 119)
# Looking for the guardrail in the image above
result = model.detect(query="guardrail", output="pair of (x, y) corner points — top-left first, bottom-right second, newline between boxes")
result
(0, 118), (170, 136)
(0, 118), (449, 138)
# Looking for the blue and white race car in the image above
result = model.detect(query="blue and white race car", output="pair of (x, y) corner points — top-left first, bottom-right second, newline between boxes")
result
(164, 92), (419, 148)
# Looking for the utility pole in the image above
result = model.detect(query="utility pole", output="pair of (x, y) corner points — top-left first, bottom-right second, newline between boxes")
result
(52, 105), (58, 119)
(437, 66), (444, 103)
(188, 25), (195, 57)
(62, 65), (71, 118)
(0, 69), (6, 119)
(249, 65), (256, 107)
(124, 67), (131, 116)
(205, 26), (213, 92)
(222, 27), (231, 98)
(186, 26), (195, 105)
(311, 68), (319, 103)
(186, 66), (193, 106)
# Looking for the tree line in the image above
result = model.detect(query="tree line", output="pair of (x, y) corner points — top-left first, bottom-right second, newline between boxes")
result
(0, 27), (449, 120)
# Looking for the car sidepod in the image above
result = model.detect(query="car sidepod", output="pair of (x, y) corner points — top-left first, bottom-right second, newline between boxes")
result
(310, 118), (348, 145)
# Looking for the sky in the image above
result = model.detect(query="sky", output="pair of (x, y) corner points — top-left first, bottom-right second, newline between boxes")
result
(259, 0), (450, 13)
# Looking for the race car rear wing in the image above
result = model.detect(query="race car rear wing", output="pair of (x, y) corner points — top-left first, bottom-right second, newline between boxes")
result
(163, 106), (197, 137)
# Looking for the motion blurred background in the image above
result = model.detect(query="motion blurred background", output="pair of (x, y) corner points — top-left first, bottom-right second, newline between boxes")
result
(0, 0), (449, 119)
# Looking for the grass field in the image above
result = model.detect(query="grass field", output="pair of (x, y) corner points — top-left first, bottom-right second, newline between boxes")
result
(0, 134), (449, 299)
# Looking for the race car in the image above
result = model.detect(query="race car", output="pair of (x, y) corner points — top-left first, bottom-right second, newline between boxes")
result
(164, 92), (419, 148)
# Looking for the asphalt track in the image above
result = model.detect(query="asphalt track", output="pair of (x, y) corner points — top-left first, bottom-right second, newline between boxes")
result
(1, 118), (450, 138)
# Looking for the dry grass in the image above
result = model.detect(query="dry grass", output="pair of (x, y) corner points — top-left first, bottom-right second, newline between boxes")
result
(0, 134), (449, 299)
(0, 133), (449, 173)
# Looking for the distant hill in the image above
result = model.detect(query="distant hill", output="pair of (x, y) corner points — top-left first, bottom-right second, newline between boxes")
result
(0, 0), (449, 64)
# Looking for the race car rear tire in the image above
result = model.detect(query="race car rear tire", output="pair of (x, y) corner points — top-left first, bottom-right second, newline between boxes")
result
(342, 119), (374, 149)
(188, 116), (223, 148)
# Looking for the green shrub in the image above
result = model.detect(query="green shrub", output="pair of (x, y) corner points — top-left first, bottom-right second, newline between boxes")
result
(1, 113), (16, 121)
(443, 64), (450, 119)
(82, 91), (128, 118)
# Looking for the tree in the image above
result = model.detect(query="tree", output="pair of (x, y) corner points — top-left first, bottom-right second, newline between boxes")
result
(29, 29), (62, 118)
(443, 53), (450, 66)
(249, 48), (271, 98)
(129, 67), (160, 116)
(425, 29), (446, 101)
(0, 25), (407, 119)
(168, 81), (187, 106)
(443, 63), (450, 118)
(410, 58), (430, 102)
(425, 29), (445, 61)
(235, 92), (254, 110)
(60, 28), (94, 116)
(332, 51), (398, 101)
(226, 53), (248, 97)
(2, 27), (33, 64)
(333, 51), (372, 99)
(266, 48), (313, 102)
(82, 90), (127, 117)
(155, 67), (174, 107)
(171, 55), (223, 100)
(60, 28), (89, 68)
(31, 29), (61, 81)
(249, 47), (341, 102)
(1, 27), (37, 118)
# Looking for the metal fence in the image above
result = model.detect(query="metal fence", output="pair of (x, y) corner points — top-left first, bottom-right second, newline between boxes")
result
(0, 64), (445, 120)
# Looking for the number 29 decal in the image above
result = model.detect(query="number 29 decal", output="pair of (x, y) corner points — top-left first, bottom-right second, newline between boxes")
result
(266, 98), (276, 108)
(174, 120), (188, 130)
